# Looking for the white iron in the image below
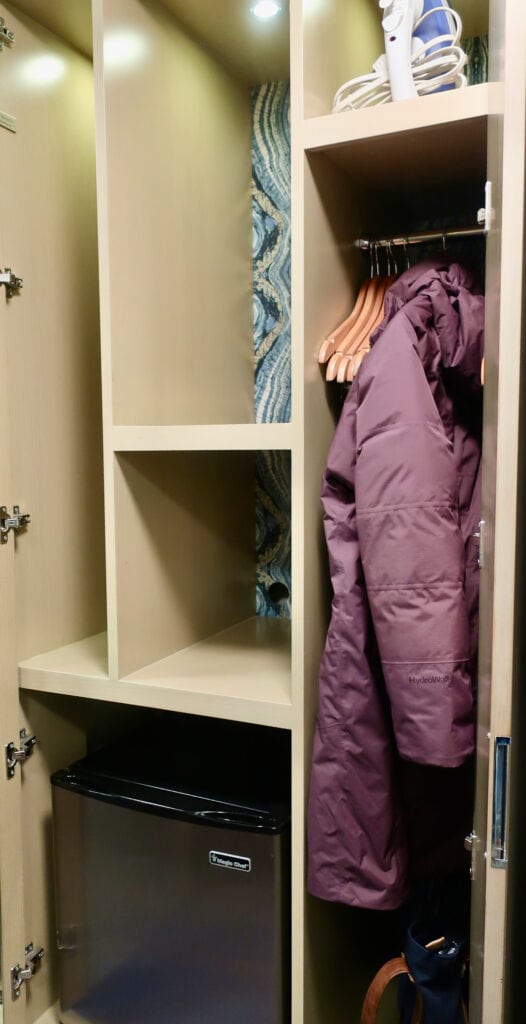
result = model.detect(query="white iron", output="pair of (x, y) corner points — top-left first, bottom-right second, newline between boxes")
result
(332, 0), (466, 112)
(380, 0), (420, 101)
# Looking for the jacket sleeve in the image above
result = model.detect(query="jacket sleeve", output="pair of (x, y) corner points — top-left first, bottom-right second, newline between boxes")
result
(308, 395), (409, 909)
(354, 326), (475, 768)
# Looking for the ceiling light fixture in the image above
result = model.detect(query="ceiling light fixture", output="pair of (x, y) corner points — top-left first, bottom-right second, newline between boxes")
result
(252, 1), (282, 19)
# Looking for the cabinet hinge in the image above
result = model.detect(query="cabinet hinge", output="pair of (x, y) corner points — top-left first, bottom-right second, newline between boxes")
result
(11, 944), (45, 1000)
(477, 181), (493, 234)
(5, 729), (37, 779)
(0, 268), (22, 297)
(0, 18), (14, 50)
(474, 519), (485, 569)
(0, 504), (30, 543)
(464, 829), (481, 881)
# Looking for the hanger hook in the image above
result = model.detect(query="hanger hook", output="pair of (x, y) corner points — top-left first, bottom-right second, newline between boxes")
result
(388, 239), (398, 276)
(375, 241), (380, 277)
(442, 232), (447, 252)
(369, 241), (374, 279)
(404, 236), (410, 270)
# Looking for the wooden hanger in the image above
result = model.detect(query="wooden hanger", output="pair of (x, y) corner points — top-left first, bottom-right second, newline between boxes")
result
(318, 278), (369, 364)
(345, 344), (369, 382)
(325, 274), (382, 381)
(321, 243), (384, 379)
(338, 274), (396, 383)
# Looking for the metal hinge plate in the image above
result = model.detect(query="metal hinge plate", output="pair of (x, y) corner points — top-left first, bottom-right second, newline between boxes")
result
(464, 829), (481, 881)
(11, 943), (44, 1000)
(474, 519), (485, 569)
(0, 504), (30, 543)
(0, 18), (14, 50)
(5, 729), (37, 779)
(0, 268), (22, 297)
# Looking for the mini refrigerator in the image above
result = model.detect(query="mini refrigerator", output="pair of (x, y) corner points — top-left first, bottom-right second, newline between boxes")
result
(51, 716), (290, 1024)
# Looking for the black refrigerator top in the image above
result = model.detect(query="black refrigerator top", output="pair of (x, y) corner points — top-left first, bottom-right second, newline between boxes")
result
(51, 714), (291, 834)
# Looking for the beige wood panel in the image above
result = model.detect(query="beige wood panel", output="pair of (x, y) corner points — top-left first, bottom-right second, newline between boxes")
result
(477, 2), (526, 1021)
(7, 1), (92, 58)
(10, 0), (291, 84)
(444, 0), (490, 38)
(304, 82), (494, 148)
(95, 0), (254, 427)
(0, 5), (106, 664)
(19, 621), (293, 728)
(468, 10), (505, 1017)
(303, 84), (496, 191)
(302, 152), (364, 756)
(16, 694), (150, 1024)
(32, 1004), (59, 1024)
(114, 451), (256, 677)
(302, 155), (383, 1024)
(91, 0), (118, 680)
(0, 110), (25, 1024)
(366, 0), (490, 40)
(18, 694), (88, 1024)
(289, 0), (306, 1012)
(19, 633), (109, 682)
(304, 0), (491, 119)
(303, 0), (383, 118)
(160, 0), (289, 86)
(111, 423), (293, 452)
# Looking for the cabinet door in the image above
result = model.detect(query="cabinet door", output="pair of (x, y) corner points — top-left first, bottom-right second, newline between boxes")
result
(470, 2), (526, 1022)
(0, 8), (100, 1021)
(0, 18), (26, 1014)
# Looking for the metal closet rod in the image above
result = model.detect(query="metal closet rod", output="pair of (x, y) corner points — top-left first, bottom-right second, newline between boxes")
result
(357, 225), (486, 250)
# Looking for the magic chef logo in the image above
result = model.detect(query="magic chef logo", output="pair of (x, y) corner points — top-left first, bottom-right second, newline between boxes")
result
(209, 850), (251, 872)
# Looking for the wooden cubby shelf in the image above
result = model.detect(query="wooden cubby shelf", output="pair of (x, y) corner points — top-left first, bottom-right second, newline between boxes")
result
(303, 82), (500, 187)
(111, 423), (293, 452)
(18, 618), (292, 729)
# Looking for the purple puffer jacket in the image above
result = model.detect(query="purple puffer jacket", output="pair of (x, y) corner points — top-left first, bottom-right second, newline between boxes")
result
(308, 259), (484, 911)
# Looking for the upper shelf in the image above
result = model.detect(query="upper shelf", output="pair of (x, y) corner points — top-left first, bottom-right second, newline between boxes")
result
(303, 83), (500, 188)
(111, 423), (293, 452)
(18, 619), (292, 729)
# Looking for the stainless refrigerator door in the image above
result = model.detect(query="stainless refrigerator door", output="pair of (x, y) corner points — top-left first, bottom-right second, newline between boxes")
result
(52, 787), (288, 1024)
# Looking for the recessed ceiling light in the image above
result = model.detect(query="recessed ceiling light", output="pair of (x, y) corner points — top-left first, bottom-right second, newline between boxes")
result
(252, 1), (282, 19)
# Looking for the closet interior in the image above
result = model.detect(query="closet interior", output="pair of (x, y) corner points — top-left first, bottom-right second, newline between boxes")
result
(0, 0), (523, 1022)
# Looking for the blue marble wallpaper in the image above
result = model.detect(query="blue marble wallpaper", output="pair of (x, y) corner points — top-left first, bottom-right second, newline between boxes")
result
(252, 80), (291, 423)
(252, 81), (291, 618)
(463, 36), (489, 86)
(255, 450), (291, 617)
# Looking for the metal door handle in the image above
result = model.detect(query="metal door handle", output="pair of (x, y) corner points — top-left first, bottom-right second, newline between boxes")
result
(491, 736), (511, 868)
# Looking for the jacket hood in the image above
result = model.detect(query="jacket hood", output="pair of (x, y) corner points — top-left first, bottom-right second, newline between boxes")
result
(371, 258), (484, 390)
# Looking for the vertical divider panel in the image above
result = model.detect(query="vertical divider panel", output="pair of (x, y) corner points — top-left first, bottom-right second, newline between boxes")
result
(92, 0), (119, 680)
(289, 3), (305, 1021)
(478, 1), (526, 1021)
(113, 451), (256, 679)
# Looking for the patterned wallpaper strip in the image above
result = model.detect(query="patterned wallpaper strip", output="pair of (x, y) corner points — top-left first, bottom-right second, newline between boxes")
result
(252, 81), (292, 618)
(256, 451), (291, 618)
(252, 80), (291, 425)
(463, 36), (489, 86)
